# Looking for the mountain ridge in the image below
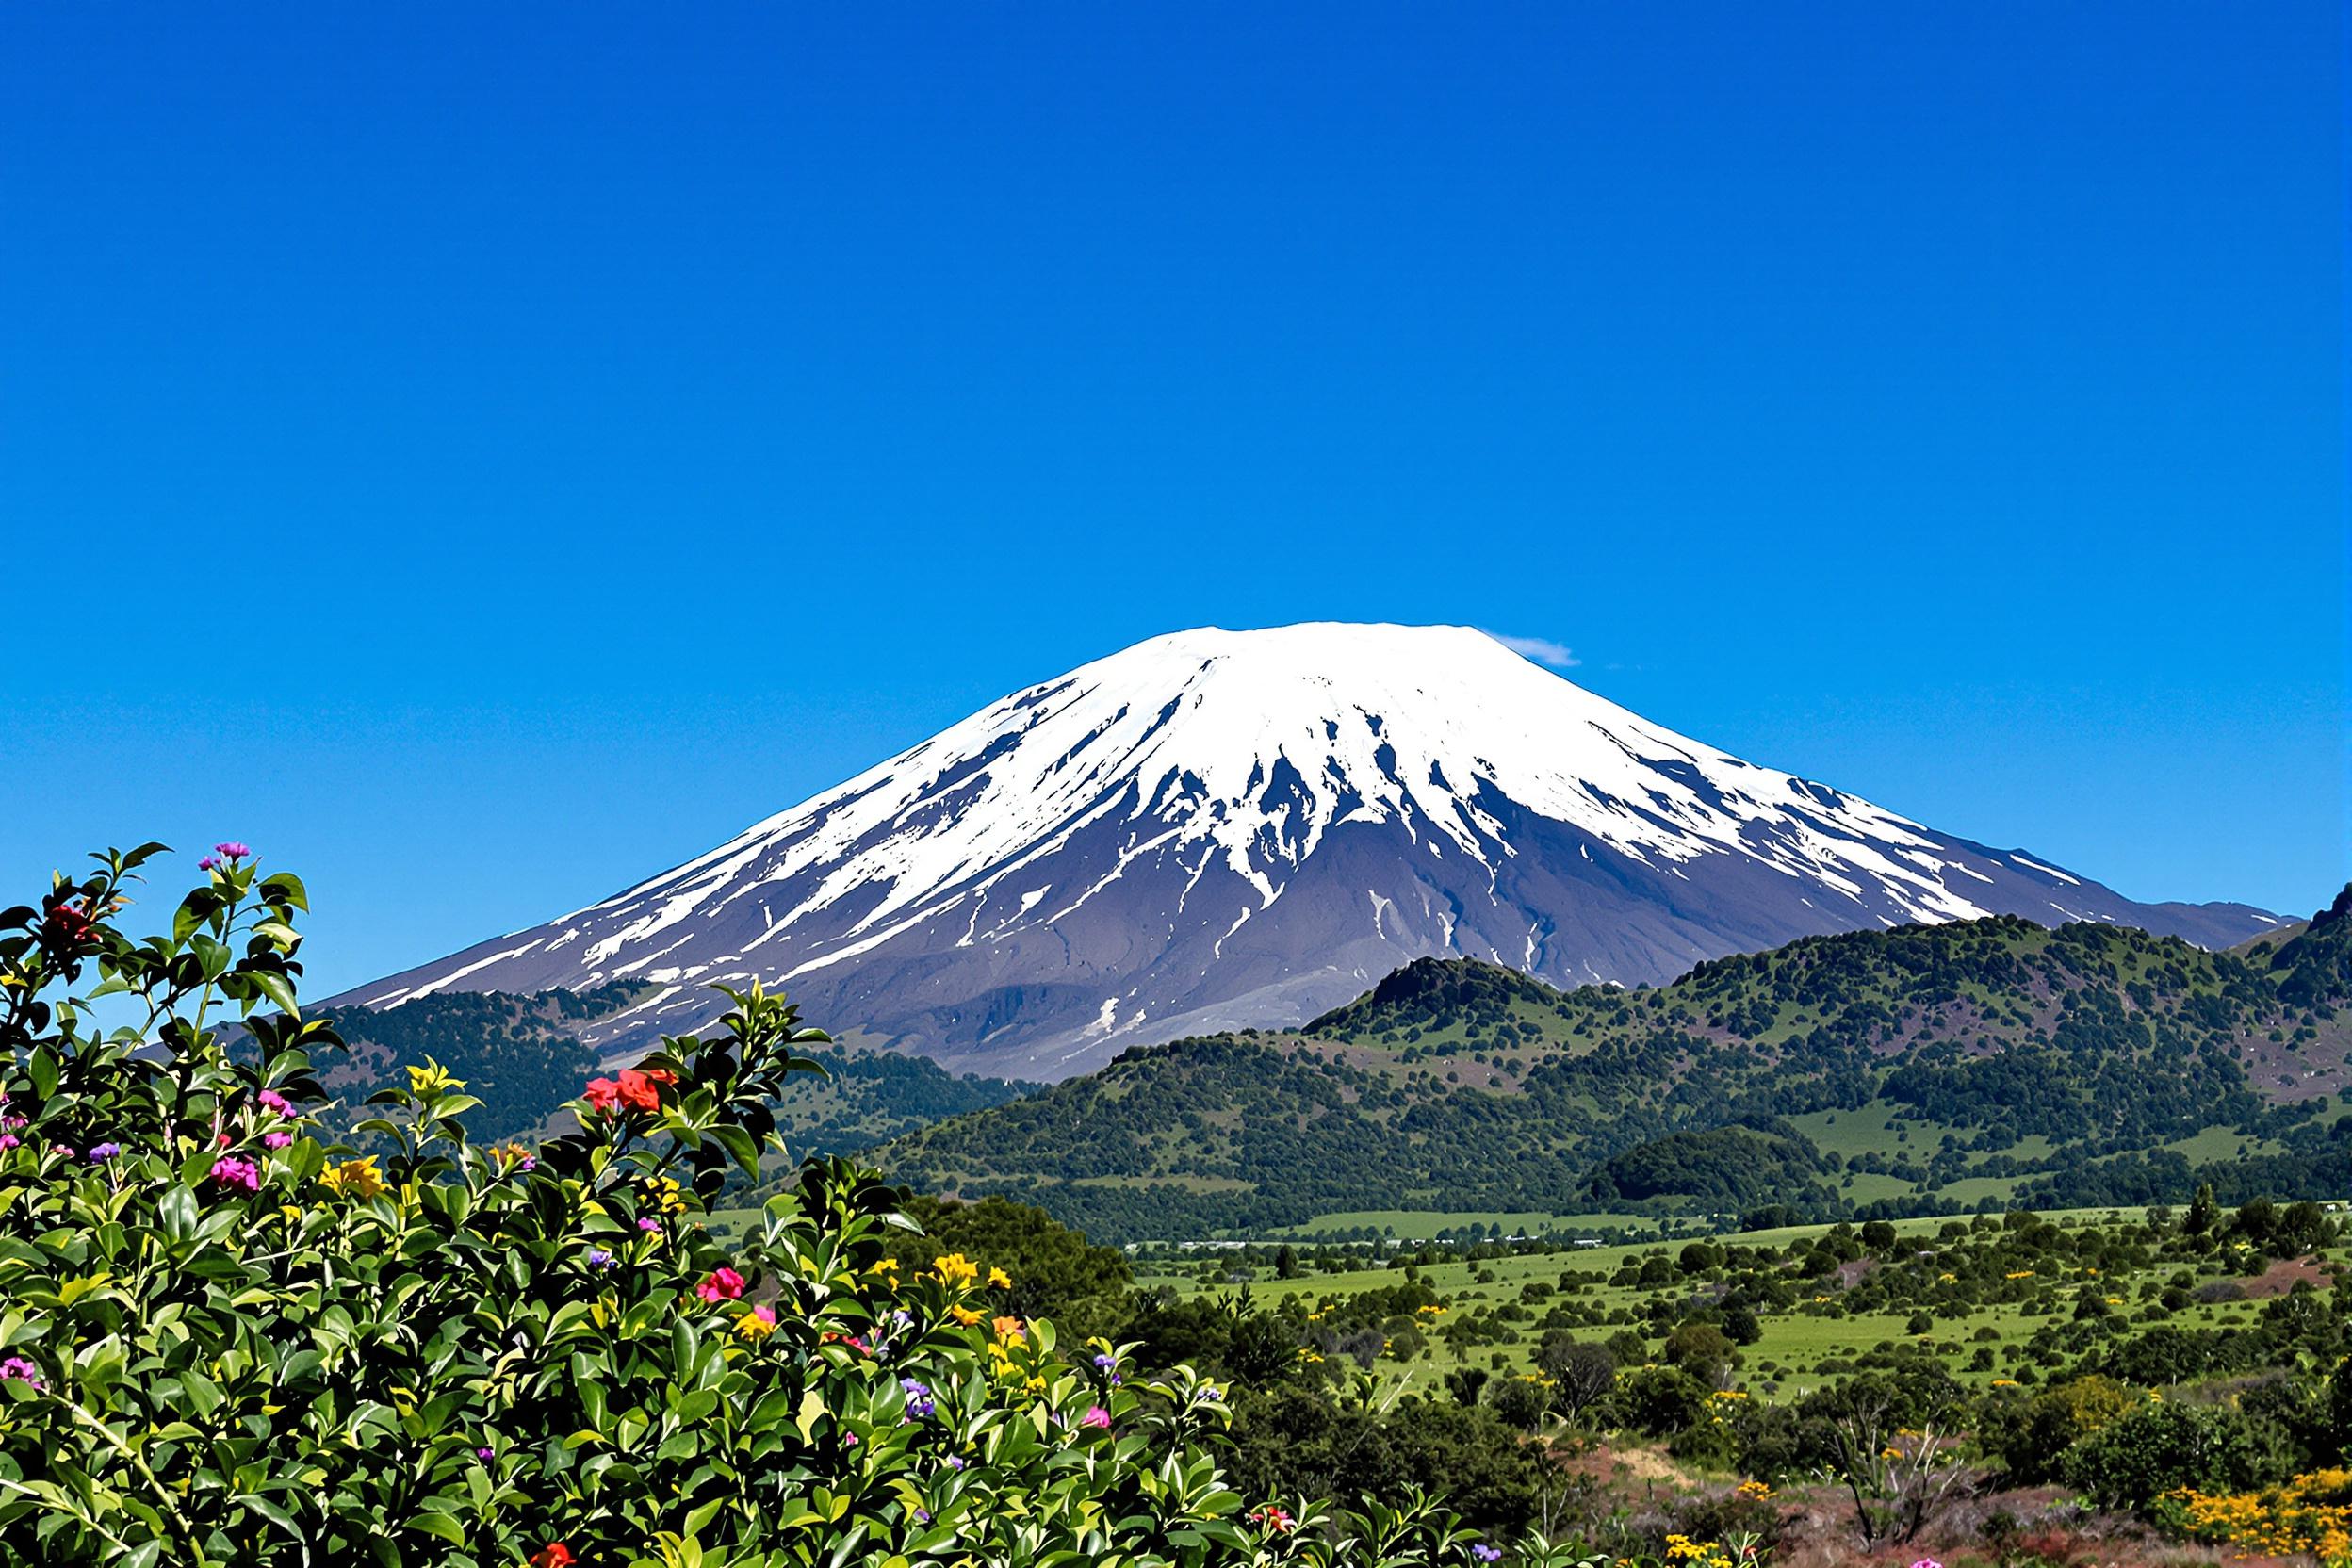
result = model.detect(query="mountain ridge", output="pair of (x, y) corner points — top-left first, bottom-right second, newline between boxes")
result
(873, 888), (2352, 1241)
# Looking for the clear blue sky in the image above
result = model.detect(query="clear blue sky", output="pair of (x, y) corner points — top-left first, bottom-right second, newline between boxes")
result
(5, 3), (2343, 997)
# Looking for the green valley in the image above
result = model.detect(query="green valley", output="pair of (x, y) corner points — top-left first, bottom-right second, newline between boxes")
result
(876, 888), (2352, 1242)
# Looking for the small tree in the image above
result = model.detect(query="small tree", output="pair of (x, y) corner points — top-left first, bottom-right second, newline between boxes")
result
(1817, 1381), (1972, 1546)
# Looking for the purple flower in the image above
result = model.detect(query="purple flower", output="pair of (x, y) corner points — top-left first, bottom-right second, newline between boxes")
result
(900, 1378), (935, 1418)
(477, 1446), (495, 1462)
(587, 1249), (615, 1270)
(942, 1455), (966, 1471)
(197, 857), (220, 872)
(214, 841), (251, 860)
(0, 1357), (40, 1387)
(86, 1144), (121, 1163)
(913, 1508), (933, 1524)
(1473, 1547), (1503, 1563)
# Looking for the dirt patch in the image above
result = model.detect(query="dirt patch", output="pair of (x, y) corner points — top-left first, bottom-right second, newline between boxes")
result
(2238, 1253), (2338, 1298)
(1835, 1257), (1880, 1289)
(1557, 1441), (1701, 1492)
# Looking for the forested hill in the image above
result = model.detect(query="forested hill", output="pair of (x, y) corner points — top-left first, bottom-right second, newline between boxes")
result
(876, 891), (2352, 1242)
(308, 986), (1039, 1152)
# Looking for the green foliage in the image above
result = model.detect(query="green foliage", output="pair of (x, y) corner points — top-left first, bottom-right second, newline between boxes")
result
(2060, 1398), (2290, 1514)
(893, 1193), (1134, 1340)
(0, 846), (1536, 1566)
(1585, 1122), (1835, 1211)
(307, 986), (628, 1143)
(315, 987), (1037, 1157)
(882, 896), (2352, 1241)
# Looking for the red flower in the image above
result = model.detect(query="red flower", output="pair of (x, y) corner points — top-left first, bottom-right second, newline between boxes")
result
(582, 1078), (620, 1113)
(642, 1068), (678, 1085)
(529, 1546), (574, 1568)
(39, 901), (95, 952)
(696, 1266), (746, 1302)
(615, 1070), (662, 1114)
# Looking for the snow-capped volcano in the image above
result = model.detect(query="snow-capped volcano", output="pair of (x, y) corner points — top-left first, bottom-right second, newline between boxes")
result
(347, 623), (2277, 1077)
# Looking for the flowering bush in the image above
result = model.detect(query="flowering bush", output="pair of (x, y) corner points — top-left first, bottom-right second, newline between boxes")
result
(2156, 1469), (2352, 1560)
(0, 845), (1579, 1566)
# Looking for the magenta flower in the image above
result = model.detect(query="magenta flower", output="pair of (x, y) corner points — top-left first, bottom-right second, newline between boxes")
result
(0, 1357), (40, 1388)
(0, 1135), (17, 1152)
(258, 1089), (294, 1118)
(263, 1132), (292, 1149)
(637, 1217), (662, 1233)
(197, 857), (220, 872)
(1079, 1405), (1111, 1429)
(695, 1267), (746, 1303)
(214, 841), (251, 860)
(209, 1156), (261, 1194)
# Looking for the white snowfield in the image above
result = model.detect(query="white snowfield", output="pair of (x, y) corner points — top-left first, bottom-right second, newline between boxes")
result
(352, 622), (2274, 1074)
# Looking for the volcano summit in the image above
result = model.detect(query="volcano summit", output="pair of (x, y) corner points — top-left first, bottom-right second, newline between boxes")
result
(346, 623), (2275, 1076)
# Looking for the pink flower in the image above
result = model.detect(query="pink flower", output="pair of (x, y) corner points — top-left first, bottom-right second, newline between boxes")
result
(1079, 1405), (1111, 1429)
(696, 1267), (745, 1302)
(209, 1156), (261, 1194)
(263, 1132), (292, 1149)
(258, 1089), (294, 1118)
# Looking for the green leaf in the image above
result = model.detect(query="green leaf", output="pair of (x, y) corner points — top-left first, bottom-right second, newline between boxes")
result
(156, 1185), (197, 1243)
(248, 970), (299, 1020)
(406, 1511), (467, 1544)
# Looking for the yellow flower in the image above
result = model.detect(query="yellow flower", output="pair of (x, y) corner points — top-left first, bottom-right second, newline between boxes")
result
(320, 1156), (386, 1200)
(988, 1266), (1012, 1290)
(405, 1060), (461, 1097)
(870, 1257), (900, 1282)
(734, 1308), (777, 1342)
(933, 1252), (979, 1287)
(949, 1305), (984, 1326)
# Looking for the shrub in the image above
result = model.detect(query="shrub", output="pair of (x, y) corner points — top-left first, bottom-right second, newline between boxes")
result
(0, 846), (1541, 1566)
(2061, 1397), (2289, 1514)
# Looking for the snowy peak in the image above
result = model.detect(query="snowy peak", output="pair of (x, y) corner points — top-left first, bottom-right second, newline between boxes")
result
(346, 622), (2278, 1078)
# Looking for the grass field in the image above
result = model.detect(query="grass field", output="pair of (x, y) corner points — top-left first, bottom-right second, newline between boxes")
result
(1138, 1205), (2295, 1390)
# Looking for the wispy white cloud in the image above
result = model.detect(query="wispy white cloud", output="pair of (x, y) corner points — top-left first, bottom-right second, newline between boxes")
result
(1480, 629), (1581, 668)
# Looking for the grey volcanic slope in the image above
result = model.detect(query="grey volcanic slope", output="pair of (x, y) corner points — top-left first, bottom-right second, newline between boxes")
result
(337, 623), (2278, 1079)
